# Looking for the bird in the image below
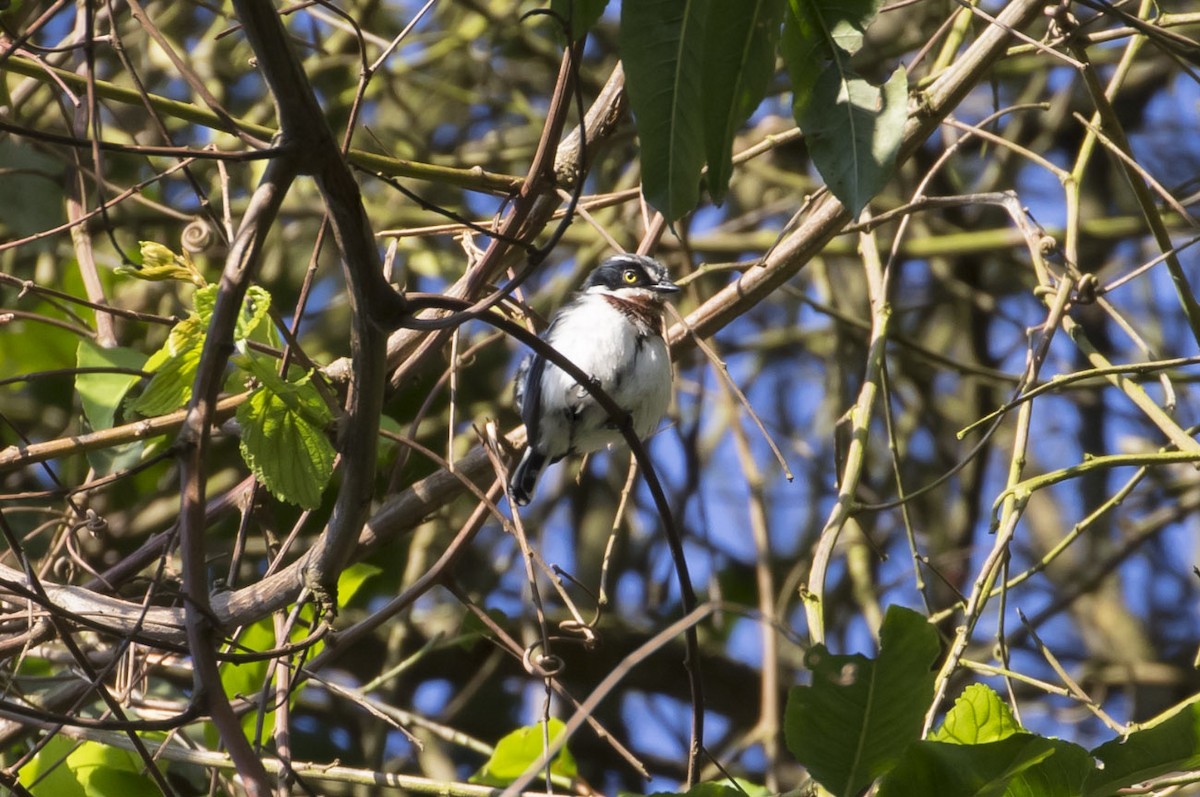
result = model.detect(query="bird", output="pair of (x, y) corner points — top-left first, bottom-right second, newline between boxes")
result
(509, 254), (680, 506)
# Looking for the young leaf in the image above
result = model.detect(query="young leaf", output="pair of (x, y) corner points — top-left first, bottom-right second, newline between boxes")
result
(621, 0), (711, 221)
(115, 241), (205, 285)
(784, 605), (939, 796)
(128, 316), (206, 416)
(701, 0), (785, 204)
(931, 684), (1023, 745)
(236, 369), (335, 509)
(235, 285), (272, 341)
(470, 718), (578, 786)
(1084, 697), (1200, 797)
(193, 284), (217, 322)
(875, 736), (1057, 797)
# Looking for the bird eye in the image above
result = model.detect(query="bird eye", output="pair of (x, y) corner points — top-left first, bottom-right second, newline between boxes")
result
(622, 269), (638, 284)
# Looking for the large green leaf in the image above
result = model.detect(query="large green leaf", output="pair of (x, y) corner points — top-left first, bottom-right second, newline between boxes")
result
(470, 718), (578, 786)
(1084, 697), (1200, 796)
(784, 605), (939, 796)
(876, 736), (1057, 797)
(701, 0), (784, 204)
(621, 0), (711, 222)
(236, 366), (335, 509)
(780, 0), (907, 215)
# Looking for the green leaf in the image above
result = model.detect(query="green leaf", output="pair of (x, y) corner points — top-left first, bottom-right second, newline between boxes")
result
(701, 0), (784, 204)
(128, 316), (206, 416)
(0, 139), (64, 240)
(218, 618), (276, 745)
(797, 64), (907, 216)
(927, 684), (1094, 796)
(19, 735), (86, 796)
(1084, 697), (1200, 797)
(470, 718), (578, 786)
(67, 741), (163, 797)
(780, 0), (907, 215)
(76, 341), (145, 430)
(621, 0), (711, 221)
(876, 736), (1057, 797)
(932, 684), (1023, 745)
(235, 285), (272, 341)
(338, 562), (383, 608)
(237, 369), (335, 509)
(781, 0), (881, 108)
(550, 0), (609, 38)
(76, 341), (148, 474)
(114, 242), (205, 285)
(784, 605), (939, 796)
(1005, 739), (1093, 797)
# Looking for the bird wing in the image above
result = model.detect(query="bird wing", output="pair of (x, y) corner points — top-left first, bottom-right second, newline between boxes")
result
(518, 351), (548, 444)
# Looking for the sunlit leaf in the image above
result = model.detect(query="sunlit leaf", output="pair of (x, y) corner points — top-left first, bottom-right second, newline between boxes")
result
(931, 684), (1023, 745)
(19, 734), (85, 796)
(114, 241), (205, 285)
(237, 368), (335, 509)
(470, 718), (578, 786)
(236, 285), (272, 341)
(67, 741), (163, 797)
(128, 316), (205, 416)
(784, 605), (939, 796)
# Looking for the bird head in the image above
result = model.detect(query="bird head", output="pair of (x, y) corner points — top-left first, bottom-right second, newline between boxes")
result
(582, 254), (681, 302)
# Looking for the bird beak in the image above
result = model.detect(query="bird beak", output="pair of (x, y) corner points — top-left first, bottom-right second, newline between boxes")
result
(651, 279), (681, 295)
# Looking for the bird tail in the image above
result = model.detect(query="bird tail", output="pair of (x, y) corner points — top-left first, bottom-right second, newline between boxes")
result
(509, 448), (546, 506)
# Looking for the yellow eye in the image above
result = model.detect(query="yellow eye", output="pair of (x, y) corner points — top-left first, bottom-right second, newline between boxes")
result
(622, 269), (639, 284)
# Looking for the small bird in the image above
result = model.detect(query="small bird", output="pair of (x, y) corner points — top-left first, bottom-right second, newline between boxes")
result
(509, 254), (680, 505)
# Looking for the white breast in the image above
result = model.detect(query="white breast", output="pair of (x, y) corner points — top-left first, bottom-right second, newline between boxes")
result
(535, 295), (672, 457)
